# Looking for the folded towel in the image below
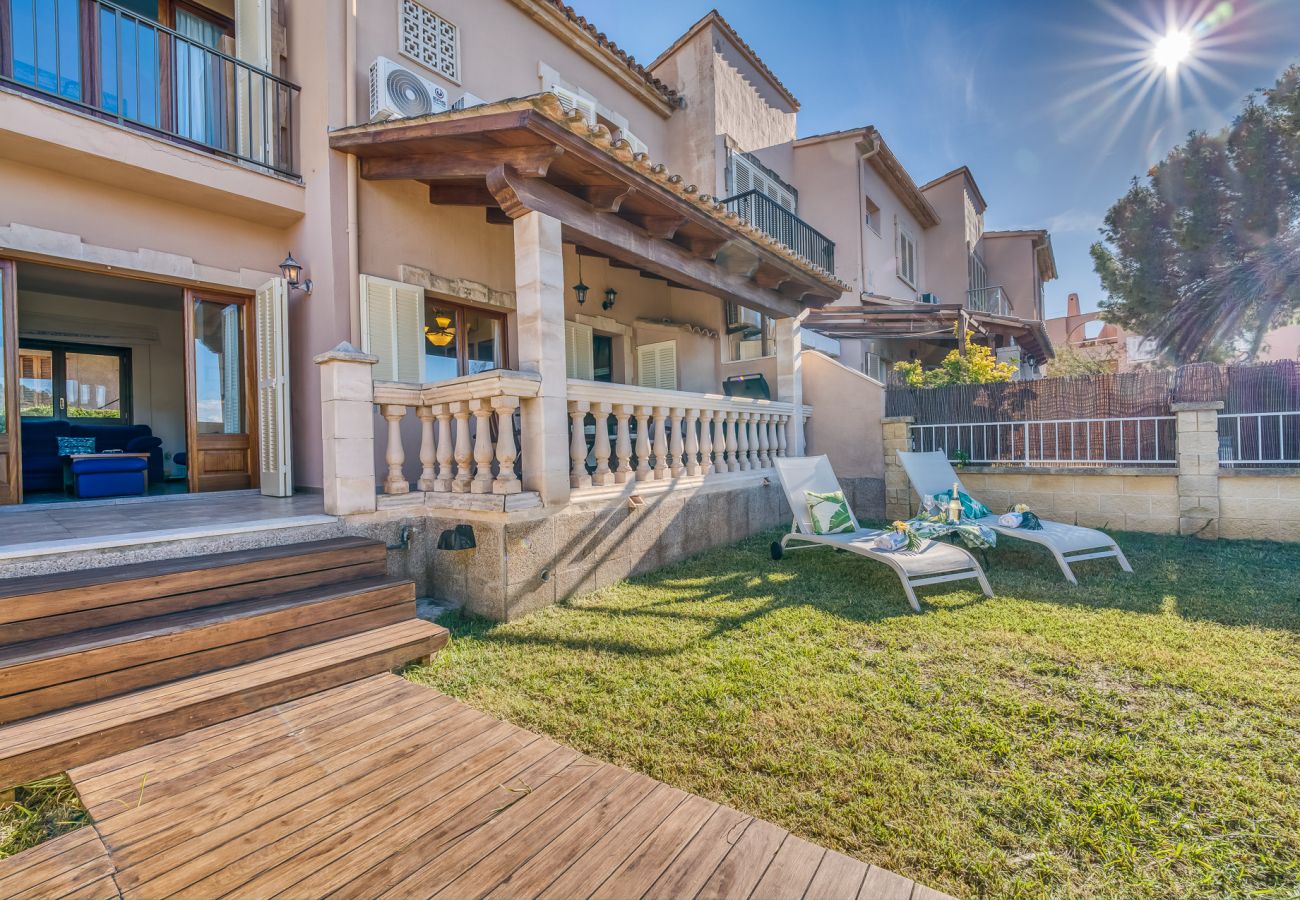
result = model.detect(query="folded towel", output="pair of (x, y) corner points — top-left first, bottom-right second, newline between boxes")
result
(871, 531), (908, 551)
(998, 512), (1023, 528)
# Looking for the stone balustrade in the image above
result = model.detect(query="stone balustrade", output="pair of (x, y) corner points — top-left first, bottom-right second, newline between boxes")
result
(565, 379), (806, 489)
(372, 370), (541, 497)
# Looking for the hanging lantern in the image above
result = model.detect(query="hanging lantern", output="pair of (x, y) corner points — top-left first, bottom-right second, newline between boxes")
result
(572, 254), (589, 305)
(425, 313), (455, 347)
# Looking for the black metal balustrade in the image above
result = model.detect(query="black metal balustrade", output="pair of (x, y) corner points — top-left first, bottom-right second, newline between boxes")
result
(720, 190), (836, 274)
(1, 0), (301, 178)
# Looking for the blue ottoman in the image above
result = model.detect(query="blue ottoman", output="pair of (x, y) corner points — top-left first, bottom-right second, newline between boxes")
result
(70, 456), (149, 499)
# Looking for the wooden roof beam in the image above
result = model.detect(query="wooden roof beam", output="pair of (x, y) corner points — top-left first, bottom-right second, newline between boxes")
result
(362, 145), (564, 181)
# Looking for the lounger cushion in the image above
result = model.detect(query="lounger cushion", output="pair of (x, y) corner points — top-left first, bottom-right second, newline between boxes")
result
(936, 489), (991, 520)
(806, 490), (855, 534)
(974, 516), (1113, 553)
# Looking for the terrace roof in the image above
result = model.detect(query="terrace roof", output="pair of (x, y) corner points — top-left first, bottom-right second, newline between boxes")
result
(804, 303), (1055, 361)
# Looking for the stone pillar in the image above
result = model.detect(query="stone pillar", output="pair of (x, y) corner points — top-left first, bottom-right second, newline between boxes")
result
(1173, 401), (1222, 538)
(513, 211), (571, 507)
(315, 342), (378, 516)
(882, 415), (915, 521)
(775, 316), (805, 455)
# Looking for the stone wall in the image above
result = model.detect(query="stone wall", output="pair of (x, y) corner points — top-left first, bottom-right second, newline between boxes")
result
(952, 470), (1178, 533)
(345, 473), (791, 621)
(1219, 472), (1300, 542)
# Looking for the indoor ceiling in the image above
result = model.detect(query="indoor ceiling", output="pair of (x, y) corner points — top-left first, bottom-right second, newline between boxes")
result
(16, 263), (183, 310)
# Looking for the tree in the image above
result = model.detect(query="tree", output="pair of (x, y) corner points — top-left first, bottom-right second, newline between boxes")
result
(892, 331), (1019, 387)
(1091, 64), (1300, 362)
(1044, 343), (1118, 377)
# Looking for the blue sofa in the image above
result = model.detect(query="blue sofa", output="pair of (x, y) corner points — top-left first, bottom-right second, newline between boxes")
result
(70, 455), (149, 499)
(21, 420), (164, 493)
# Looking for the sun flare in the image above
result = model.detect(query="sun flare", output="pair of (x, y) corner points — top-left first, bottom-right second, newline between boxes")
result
(1153, 30), (1193, 71)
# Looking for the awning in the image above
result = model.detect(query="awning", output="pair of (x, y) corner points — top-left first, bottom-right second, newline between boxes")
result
(803, 303), (1055, 361)
(329, 94), (848, 319)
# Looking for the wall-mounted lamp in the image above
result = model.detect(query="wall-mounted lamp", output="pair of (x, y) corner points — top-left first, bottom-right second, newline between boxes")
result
(279, 252), (312, 294)
(602, 287), (617, 311)
(572, 254), (589, 306)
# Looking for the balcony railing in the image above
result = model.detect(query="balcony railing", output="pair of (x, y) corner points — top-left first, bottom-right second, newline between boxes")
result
(720, 190), (835, 274)
(1, 0), (300, 178)
(967, 286), (1012, 316)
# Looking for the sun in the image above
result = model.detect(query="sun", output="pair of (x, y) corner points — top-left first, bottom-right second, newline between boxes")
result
(1153, 30), (1193, 72)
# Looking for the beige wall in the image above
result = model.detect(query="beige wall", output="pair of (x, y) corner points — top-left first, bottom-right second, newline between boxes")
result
(983, 234), (1041, 320)
(1220, 473), (1300, 541)
(802, 350), (884, 479)
(956, 469), (1179, 534)
(919, 174), (979, 308)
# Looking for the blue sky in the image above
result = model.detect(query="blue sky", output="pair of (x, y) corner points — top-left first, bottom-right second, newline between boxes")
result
(570, 0), (1300, 318)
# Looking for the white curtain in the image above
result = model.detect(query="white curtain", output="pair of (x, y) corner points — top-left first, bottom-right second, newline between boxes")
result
(174, 10), (227, 149)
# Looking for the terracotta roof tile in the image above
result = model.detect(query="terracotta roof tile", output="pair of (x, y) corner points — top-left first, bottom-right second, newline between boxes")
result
(537, 1), (683, 107)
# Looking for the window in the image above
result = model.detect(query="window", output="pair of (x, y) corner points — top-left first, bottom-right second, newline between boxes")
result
(897, 226), (918, 288)
(863, 194), (881, 235)
(400, 0), (459, 83)
(726, 150), (797, 212)
(636, 341), (677, 391)
(968, 250), (988, 293)
(19, 341), (132, 422)
(864, 351), (889, 385)
(423, 299), (505, 381)
(723, 303), (774, 362)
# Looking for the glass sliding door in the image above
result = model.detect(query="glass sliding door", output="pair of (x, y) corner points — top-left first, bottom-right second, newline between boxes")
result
(0, 260), (18, 504)
(185, 290), (254, 491)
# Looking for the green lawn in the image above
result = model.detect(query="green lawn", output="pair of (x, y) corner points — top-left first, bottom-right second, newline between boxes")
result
(408, 528), (1300, 900)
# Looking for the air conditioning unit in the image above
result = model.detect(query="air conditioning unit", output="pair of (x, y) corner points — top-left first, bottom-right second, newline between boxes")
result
(919, 292), (940, 305)
(451, 91), (486, 110)
(369, 56), (449, 122)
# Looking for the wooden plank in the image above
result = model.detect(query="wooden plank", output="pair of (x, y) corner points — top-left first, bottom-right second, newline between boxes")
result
(482, 772), (659, 900)
(0, 620), (447, 785)
(0, 560), (387, 646)
(0, 828), (115, 900)
(114, 704), (500, 897)
(0, 599), (412, 726)
(58, 874), (122, 899)
(250, 727), (549, 899)
(588, 793), (718, 899)
(694, 818), (787, 900)
(0, 578), (413, 696)
(803, 850), (869, 900)
(535, 783), (687, 900)
(69, 675), (393, 788)
(0, 537), (384, 625)
(428, 765), (634, 900)
(640, 805), (752, 900)
(176, 718), (530, 898)
(909, 883), (956, 900)
(857, 864), (915, 900)
(749, 835), (826, 900)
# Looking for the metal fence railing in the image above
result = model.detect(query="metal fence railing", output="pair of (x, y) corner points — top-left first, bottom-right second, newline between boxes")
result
(719, 190), (836, 274)
(966, 286), (1012, 317)
(910, 417), (1178, 468)
(1218, 412), (1300, 467)
(1, 0), (300, 177)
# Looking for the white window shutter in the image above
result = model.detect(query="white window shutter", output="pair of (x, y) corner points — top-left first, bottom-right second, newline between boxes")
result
(254, 278), (292, 497)
(636, 340), (677, 391)
(235, 0), (272, 162)
(360, 274), (425, 383)
(549, 84), (596, 125)
(565, 320), (594, 380)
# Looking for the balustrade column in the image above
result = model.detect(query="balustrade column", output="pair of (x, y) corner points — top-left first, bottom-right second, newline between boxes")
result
(776, 414), (789, 459)
(490, 396), (521, 494)
(685, 409), (702, 476)
(433, 404), (453, 491)
(669, 407), (687, 477)
(569, 400), (592, 489)
(591, 402), (614, 486)
(614, 404), (634, 483)
(381, 404), (409, 494)
(652, 406), (670, 480)
(735, 412), (750, 472)
(634, 406), (653, 482)
(712, 411), (727, 473)
(747, 414), (760, 469)
(756, 413), (770, 468)
(471, 399), (496, 493)
(724, 412), (739, 472)
(450, 401), (473, 492)
(767, 416), (780, 461)
(698, 410), (714, 476)
(416, 405), (437, 491)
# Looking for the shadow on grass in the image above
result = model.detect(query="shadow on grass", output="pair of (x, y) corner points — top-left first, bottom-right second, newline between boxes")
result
(435, 525), (1300, 661)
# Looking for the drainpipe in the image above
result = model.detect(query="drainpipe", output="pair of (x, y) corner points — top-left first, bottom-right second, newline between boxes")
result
(857, 134), (881, 306)
(345, 0), (360, 344)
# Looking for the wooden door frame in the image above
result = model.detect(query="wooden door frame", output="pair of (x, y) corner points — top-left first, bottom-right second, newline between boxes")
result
(0, 259), (20, 504)
(183, 287), (259, 493)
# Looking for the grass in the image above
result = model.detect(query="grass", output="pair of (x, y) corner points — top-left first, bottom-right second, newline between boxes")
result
(0, 774), (90, 860)
(407, 528), (1300, 900)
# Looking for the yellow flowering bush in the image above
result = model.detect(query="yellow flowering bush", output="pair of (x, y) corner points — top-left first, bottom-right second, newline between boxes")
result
(893, 329), (1019, 388)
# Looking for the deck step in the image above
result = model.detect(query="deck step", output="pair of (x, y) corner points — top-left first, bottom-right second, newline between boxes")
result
(0, 536), (387, 646)
(0, 619), (448, 787)
(0, 577), (417, 725)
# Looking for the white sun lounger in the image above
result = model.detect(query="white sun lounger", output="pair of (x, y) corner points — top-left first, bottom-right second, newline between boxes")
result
(771, 456), (992, 611)
(897, 450), (1133, 585)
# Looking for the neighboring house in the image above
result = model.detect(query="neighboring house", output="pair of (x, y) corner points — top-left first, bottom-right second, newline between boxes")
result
(1047, 293), (1300, 372)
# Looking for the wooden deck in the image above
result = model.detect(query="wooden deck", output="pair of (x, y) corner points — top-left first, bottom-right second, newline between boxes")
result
(1, 675), (948, 900)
